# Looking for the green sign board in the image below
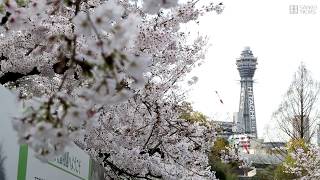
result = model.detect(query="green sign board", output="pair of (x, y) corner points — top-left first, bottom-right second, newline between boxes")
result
(0, 85), (105, 180)
(17, 144), (92, 180)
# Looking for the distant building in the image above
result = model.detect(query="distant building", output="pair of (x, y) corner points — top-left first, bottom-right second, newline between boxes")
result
(233, 112), (242, 129)
(261, 142), (286, 150)
(213, 121), (234, 139)
(242, 153), (284, 168)
(228, 134), (256, 154)
(235, 47), (258, 138)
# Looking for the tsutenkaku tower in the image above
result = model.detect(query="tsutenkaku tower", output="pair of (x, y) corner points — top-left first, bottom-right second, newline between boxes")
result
(235, 47), (258, 138)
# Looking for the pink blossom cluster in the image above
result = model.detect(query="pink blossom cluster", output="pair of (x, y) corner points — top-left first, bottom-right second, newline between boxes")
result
(0, 0), (224, 178)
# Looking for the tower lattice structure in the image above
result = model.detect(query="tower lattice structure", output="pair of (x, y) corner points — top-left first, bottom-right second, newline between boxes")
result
(236, 47), (258, 138)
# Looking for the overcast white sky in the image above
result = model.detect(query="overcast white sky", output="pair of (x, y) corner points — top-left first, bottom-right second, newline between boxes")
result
(186, 0), (320, 139)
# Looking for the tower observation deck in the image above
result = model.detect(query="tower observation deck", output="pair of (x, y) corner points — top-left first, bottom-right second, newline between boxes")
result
(236, 47), (258, 138)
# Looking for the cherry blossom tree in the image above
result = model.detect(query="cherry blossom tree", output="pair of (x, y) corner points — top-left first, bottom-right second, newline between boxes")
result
(284, 143), (320, 180)
(0, 0), (223, 179)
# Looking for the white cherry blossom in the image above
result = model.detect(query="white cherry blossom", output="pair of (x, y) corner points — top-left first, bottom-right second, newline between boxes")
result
(0, 0), (224, 178)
